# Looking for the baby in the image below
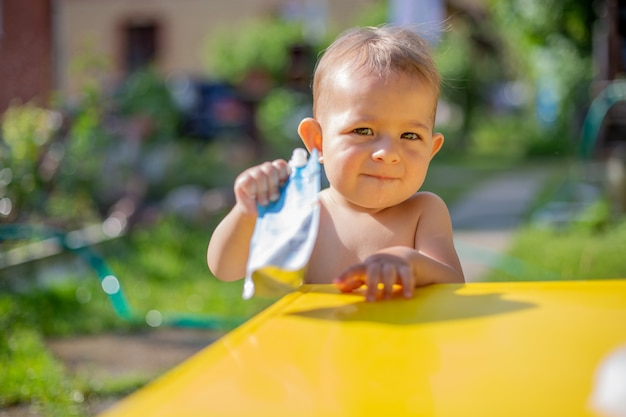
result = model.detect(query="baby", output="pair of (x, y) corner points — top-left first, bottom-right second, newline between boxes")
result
(207, 26), (464, 302)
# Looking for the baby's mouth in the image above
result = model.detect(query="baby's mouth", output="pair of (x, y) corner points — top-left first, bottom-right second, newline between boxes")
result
(363, 173), (398, 181)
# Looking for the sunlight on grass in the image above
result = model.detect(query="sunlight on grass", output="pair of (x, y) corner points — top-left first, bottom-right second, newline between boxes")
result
(105, 216), (278, 327)
(0, 320), (85, 416)
(484, 220), (626, 282)
(0, 215), (278, 416)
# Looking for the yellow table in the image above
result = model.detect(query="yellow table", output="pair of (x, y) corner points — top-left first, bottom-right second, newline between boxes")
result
(99, 280), (626, 417)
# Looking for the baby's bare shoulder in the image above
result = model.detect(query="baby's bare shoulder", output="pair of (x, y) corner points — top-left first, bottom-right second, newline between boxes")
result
(403, 191), (448, 211)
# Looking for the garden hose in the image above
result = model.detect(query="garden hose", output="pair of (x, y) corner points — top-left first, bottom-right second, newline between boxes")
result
(0, 223), (246, 330)
(580, 80), (626, 159)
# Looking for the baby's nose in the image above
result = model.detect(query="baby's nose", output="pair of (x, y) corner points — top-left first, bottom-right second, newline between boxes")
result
(372, 137), (400, 163)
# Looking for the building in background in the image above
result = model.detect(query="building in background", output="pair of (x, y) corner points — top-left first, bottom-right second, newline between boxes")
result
(0, 0), (379, 114)
(0, 0), (53, 113)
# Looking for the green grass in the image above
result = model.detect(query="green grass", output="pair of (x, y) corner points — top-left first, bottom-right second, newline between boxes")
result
(430, 156), (625, 282)
(478, 157), (626, 283)
(105, 216), (278, 326)
(0, 215), (277, 416)
(0, 299), (85, 416)
(483, 218), (626, 282)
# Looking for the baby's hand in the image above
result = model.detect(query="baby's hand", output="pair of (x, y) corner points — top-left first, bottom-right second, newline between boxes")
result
(233, 159), (290, 216)
(333, 253), (415, 302)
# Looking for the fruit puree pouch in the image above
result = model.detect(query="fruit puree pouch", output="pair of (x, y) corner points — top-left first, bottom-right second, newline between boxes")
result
(243, 148), (321, 299)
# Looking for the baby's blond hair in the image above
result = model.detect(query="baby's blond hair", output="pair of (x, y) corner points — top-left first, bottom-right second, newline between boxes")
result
(312, 26), (440, 119)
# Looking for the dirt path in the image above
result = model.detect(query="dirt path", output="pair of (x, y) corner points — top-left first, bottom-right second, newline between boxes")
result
(1, 328), (224, 417)
(47, 328), (224, 416)
(47, 328), (223, 380)
(0, 328), (223, 417)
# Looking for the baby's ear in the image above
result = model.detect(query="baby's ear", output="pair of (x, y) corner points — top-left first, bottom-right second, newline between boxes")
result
(298, 118), (323, 157)
(430, 133), (444, 159)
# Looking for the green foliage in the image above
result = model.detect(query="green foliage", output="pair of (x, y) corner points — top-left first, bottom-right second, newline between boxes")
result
(0, 67), (189, 226)
(489, 0), (593, 55)
(524, 133), (574, 158)
(68, 36), (111, 96)
(351, 0), (389, 27)
(1, 104), (56, 162)
(434, 19), (508, 153)
(434, 1), (594, 157)
(0, 104), (61, 221)
(138, 140), (250, 202)
(257, 88), (311, 156)
(204, 18), (305, 84)
(435, 24), (476, 84)
(469, 113), (573, 158)
(113, 68), (180, 141)
(488, 0), (593, 128)
(0, 97), (110, 226)
(0, 79), (111, 225)
(568, 199), (613, 233)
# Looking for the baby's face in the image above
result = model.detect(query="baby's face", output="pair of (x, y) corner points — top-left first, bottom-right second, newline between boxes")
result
(316, 69), (443, 210)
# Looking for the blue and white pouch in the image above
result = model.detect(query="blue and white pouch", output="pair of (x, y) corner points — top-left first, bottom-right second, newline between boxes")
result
(242, 148), (321, 299)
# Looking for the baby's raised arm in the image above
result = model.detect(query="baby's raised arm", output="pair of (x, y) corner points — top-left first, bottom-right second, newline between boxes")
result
(207, 159), (290, 281)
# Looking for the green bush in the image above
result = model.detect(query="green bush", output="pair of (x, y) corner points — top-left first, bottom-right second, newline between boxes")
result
(257, 88), (311, 156)
(204, 18), (305, 85)
(0, 68), (192, 227)
(0, 87), (111, 226)
(1, 103), (62, 221)
(113, 68), (180, 142)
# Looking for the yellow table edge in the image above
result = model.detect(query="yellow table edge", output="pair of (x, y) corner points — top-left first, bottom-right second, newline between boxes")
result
(98, 279), (626, 417)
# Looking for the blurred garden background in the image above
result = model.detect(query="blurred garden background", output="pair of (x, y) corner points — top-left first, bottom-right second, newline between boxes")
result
(1, 0), (626, 416)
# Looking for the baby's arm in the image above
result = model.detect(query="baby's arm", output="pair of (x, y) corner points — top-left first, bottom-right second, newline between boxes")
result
(207, 159), (290, 281)
(334, 193), (464, 301)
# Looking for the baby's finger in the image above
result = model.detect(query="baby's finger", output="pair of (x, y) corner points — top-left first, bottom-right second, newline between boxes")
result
(271, 159), (291, 184)
(397, 265), (414, 298)
(233, 173), (260, 215)
(333, 266), (366, 293)
(252, 162), (279, 206)
(365, 263), (382, 302)
(381, 264), (396, 299)
(259, 162), (282, 202)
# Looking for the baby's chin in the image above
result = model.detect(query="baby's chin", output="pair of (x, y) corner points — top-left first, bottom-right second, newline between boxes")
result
(343, 193), (416, 213)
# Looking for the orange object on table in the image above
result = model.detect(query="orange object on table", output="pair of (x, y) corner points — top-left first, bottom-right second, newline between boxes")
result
(98, 280), (626, 417)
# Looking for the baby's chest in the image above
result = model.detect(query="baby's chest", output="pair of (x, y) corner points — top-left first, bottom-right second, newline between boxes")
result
(318, 215), (416, 259)
(306, 217), (417, 284)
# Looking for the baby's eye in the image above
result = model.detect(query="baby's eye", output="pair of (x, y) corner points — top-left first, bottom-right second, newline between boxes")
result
(401, 132), (422, 140)
(353, 127), (373, 135)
